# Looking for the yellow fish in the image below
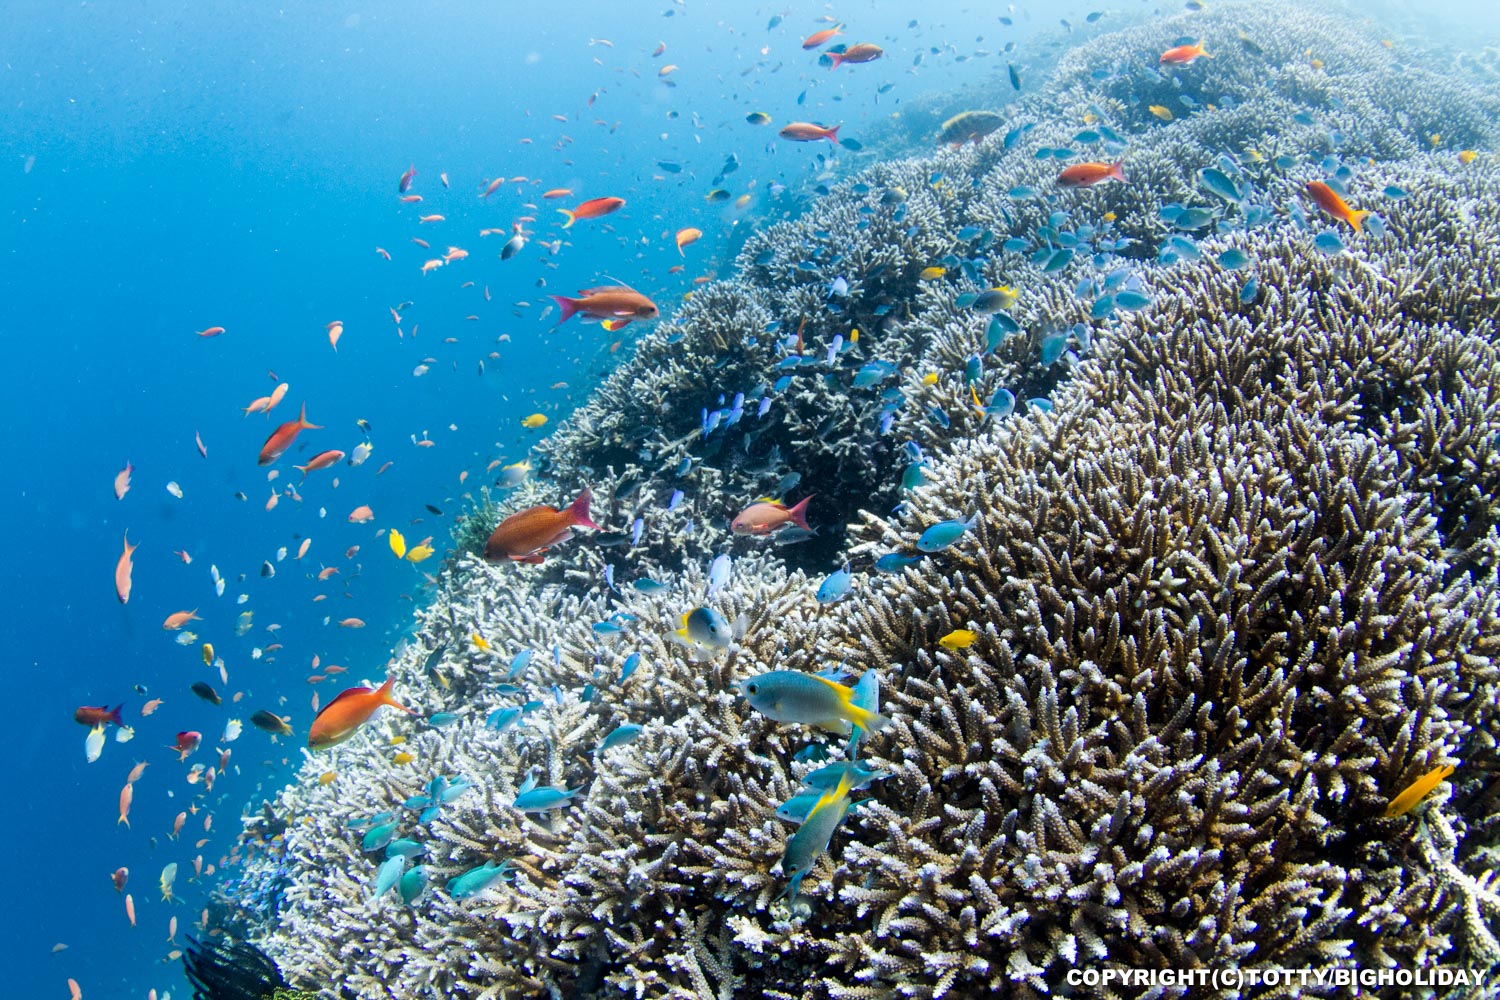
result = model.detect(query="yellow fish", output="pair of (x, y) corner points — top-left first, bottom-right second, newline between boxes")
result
(318, 771), (338, 786)
(522, 413), (548, 429)
(406, 544), (435, 563)
(389, 528), (407, 559)
(1102, 211), (1118, 223)
(735, 193), (752, 208)
(918, 266), (946, 280)
(393, 751), (415, 765)
(1429, 133), (1442, 148)
(1148, 105), (1173, 121)
(938, 629), (978, 650)
(921, 372), (939, 386)
(1459, 150), (1478, 164)
(471, 633), (491, 651)
(201, 643), (214, 667)
(389, 735), (407, 746)
(1384, 763), (1456, 819)
(849, 328), (859, 343)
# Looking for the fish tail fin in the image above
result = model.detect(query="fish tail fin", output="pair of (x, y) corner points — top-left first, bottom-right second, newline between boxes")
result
(567, 488), (598, 529)
(298, 403), (322, 431)
(826, 125), (841, 145)
(787, 494), (814, 531)
(1198, 44), (1213, 58)
(109, 704), (125, 727)
(376, 677), (417, 715)
(118, 815), (130, 828)
(294, 464), (309, 482)
(828, 52), (843, 69)
(1109, 161), (1128, 184)
(548, 295), (578, 323)
(1349, 209), (1370, 232)
(557, 209), (576, 228)
(845, 700), (891, 735)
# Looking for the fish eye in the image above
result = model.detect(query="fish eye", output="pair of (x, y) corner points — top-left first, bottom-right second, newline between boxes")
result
(746, 683), (758, 695)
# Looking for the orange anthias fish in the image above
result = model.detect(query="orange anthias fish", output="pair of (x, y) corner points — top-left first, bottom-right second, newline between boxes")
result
(1305, 181), (1371, 231)
(779, 122), (841, 144)
(542, 188), (574, 199)
(294, 449), (346, 481)
(675, 227), (703, 256)
(557, 196), (626, 227)
(1056, 161), (1128, 188)
(549, 286), (660, 327)
(75, 704), (124, 728)
(483, 489), (597, 564)
(1160, 41), (1211, 65)
(115, 531), (138, 604)
(802, 23), (843, 49)
(828, 43), (883, 68)
(169, 731), (202, 762)
(398, 164), (416, 193)
(308, 677), (417, 749)
(257, 402), (321, 466)
(730, 495), (814, 536)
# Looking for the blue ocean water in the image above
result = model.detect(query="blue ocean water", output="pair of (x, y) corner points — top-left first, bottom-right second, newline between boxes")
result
(6, 0), (1497, 997)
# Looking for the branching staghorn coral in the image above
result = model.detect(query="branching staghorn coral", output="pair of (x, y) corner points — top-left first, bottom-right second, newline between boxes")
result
(226, 2), (1500, 996)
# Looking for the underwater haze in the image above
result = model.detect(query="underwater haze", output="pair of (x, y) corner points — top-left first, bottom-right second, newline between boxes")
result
(8, 0), (1500, 997)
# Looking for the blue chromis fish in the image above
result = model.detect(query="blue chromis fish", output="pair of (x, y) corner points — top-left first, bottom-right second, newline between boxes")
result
(874, 552), (923, 573)
(596, 723), (643, 752)
(398, 864), (430, 904)
(816, 564), (853, 604)
(740, 670), (891, 735)
(673, 606), (735, 652)
(513, 784), (585, 812)
(778, 762), (858, 902)
(916, 513), (979, 552)
(374, 855), (408, 898)
(446, 860), (513, 899)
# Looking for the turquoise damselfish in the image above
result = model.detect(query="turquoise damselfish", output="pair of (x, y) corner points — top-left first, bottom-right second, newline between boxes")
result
(916, 513), (979, 552)
(446, 860), (513, 899)
(740, 669), (890, 736)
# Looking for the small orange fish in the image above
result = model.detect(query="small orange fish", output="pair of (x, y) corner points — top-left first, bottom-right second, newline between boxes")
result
(125, 893), (136, 927)
(348, 504), (374, 523)
(557, 196), (626, 227)
(1056, 161), (1127, 187)
(828, 43), (883, 68)
(118, 781), (133, 827)
(162, 609), (201, 630)
(308, 677), (416, 749)
(802, 23), (843, 49)
(338, 617), (366, 629)
(542, 188), (574, 199)
(327, 320), (344, 352)
(115, 531), (137, 604)
(484, 489), (597, 563)
(195, 326), (226, 338)
(1160, 41), (1210, 65)
(418, 214), (445, 224)
(194, 430), (207, 458)
(141, 699), (163, 716)
(779, 121), (841, 144)
(731, 495), (813, 536)
(258, 403), (321, 466)
(675, 227), (703, 256)
(1305, 181), (1370, 231)
(375, 247), (391, 260)
(294, 449), (346, 481)
(550, 286), (659, 326)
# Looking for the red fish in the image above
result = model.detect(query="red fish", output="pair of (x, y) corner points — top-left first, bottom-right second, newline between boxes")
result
(169, 731), (202, 762)
(779, 122), (841, 144)
(484, 489), (597, 563)
(1160, 41), (1210, 65)
(480, 177), (504, 198)
(75, 704), (124, 728)
(398, 164), (416, 193)
(308, 678), (416, 749)
(557, 196), (626, 227)
(731, 496), (813, 535)
(802, 23), (843, 49)
(549, 286), (659, 327)
(1305, 181), (1371, 231)
(258, 402), (321, 466)
(828, 43), (883, 68)
(1056, 161), (1127, 187)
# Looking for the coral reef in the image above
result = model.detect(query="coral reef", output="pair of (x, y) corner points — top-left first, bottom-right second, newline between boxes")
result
(229, 1), (1500, 997)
